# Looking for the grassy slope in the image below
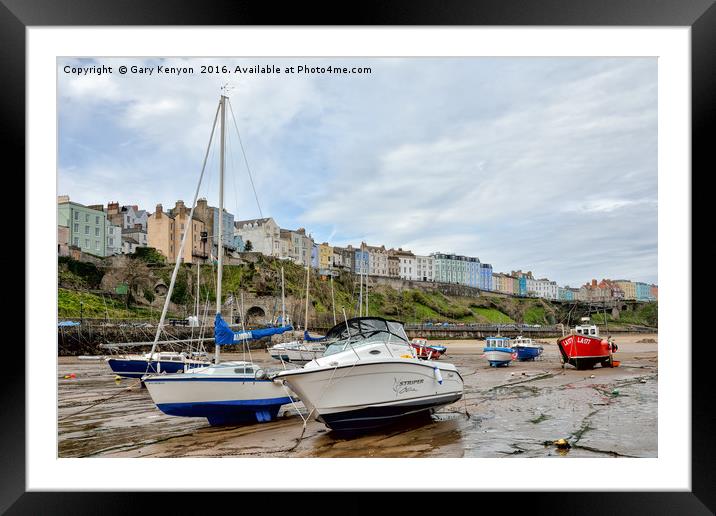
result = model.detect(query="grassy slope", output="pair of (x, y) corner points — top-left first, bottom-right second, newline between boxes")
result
(57, 255), (656, 327)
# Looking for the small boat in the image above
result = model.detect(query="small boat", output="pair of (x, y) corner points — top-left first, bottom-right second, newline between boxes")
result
(483, 336), (513, 367)
(106, 352), (209, 379)
(268, 338), (326, 365)
(410, 338), (447, 360)
(511, 336), (543, 361)
(557, 324), (618, 370)
(273, 317), (464, 431)
(143, 359), (293, 425)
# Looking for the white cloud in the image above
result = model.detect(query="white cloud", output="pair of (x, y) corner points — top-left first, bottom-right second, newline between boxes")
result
(58, 57), (657, 285)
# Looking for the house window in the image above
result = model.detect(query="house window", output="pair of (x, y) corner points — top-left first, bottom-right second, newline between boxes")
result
(95, 241), (100, 250)
(109, 238), (114, 246)
(73, 223), (79, 232)
(84, 226), (89, 234)
(96, 216), (100, 225)
(84, 239), (89, 248)
(73, 211), (78, 220)
(85, 214), (89, 222)
(95, 227), (100, 236)
(73, 237), (79, 246)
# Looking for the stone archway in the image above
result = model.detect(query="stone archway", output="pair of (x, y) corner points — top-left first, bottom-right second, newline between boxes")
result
(245, 306), (267, 326)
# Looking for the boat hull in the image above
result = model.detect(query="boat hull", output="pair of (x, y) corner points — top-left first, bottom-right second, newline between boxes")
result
(144, 374), (293, 425)
(107, 358), (206, 379)
(483, 348), (513, 367)
(557, 334), (614, 370)
(276, 359), (463, 431)
(269, 342), (324, 364)
(411, 343), (446, 360)
(514, 346), (543, 361)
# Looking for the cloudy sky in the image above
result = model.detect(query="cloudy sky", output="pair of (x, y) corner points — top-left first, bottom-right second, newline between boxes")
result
(58, 57), (657, 286)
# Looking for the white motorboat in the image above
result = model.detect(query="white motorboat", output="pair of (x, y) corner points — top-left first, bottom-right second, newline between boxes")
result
(273, 317), (464, 431)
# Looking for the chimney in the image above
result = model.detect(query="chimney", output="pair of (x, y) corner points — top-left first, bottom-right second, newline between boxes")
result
(155, 204), (163, 218)
(175, 200), (186, 216)
(57, 195), (70, 204)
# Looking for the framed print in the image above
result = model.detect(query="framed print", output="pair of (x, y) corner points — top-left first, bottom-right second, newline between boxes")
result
(4, 0), (711, 513)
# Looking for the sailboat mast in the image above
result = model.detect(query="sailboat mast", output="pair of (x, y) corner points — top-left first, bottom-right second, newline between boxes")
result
(304, 264), (310, 331)
(330, 275), (336, 326)
(281, 266), (286, 326)
(215, 94), (226, 364)
(148, 100), (220, 360)
(359, 246), (363, 317)
(195, 263), (200, 320)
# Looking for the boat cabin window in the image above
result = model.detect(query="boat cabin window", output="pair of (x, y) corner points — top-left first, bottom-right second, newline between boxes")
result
(234, 367), (254, 374)
(322, 317), (410, 357)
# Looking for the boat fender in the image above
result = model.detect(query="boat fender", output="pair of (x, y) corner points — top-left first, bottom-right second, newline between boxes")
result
(433, 367), (443, 385)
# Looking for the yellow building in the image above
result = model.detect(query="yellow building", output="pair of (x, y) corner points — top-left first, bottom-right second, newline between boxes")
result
(614, 280), (636, 300)
(147, 201), (207, 263)
(319, 242), (333, 270)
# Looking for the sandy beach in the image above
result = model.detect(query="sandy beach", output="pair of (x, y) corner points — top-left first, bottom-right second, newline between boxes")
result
(58, 333), (657, 458)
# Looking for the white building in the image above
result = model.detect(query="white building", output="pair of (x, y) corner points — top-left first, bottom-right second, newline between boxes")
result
(393, 249), (418, 281)
(120, 206), (148, 230)
(234, 217), (281, 257)
(105, 222), (122, 256)
(122, 226), (148, 253)
(415, 255), (435, 282)
(364, 244), (389, 277)
(288, 228), (313, 266)
(527, 277), (559, 300)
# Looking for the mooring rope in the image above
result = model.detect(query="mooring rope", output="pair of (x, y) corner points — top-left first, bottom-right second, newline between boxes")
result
(59, 378), (142, 421)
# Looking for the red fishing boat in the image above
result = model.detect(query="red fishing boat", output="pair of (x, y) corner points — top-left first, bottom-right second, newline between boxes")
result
(557, 324), (618, 369)
(410, 338), (447, 360)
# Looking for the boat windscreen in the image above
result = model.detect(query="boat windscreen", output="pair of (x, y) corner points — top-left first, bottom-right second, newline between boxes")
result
(324, 317), (409, 343)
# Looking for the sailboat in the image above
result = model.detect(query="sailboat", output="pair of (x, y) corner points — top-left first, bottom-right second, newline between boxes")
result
(106, 263), (211, 379)
(143, 93), (294, 425)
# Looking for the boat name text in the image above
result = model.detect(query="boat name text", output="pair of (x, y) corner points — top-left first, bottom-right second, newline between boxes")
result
(393, 378), (424, 396)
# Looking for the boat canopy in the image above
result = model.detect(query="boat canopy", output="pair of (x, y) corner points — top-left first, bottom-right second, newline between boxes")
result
(58, 321), (81, 327)
(324, 317), (409, 344)
(303, 330), (326, 342)
(214, 314), (293, 346)
(486, 336), (511, 347)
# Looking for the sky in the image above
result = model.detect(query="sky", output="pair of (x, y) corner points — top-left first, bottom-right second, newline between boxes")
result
(58, 57), (657, 286)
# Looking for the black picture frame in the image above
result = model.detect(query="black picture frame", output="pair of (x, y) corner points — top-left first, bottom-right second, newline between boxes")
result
(4, 0), (710, 513)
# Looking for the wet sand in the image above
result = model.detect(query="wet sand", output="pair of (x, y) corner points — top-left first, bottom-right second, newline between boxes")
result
(58, 334), (657, 458)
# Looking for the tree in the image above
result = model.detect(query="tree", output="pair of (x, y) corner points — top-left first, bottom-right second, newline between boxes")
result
(104, 255), (153, 307)
(134, 247), (166, 264)
(244, 240), (253, 252)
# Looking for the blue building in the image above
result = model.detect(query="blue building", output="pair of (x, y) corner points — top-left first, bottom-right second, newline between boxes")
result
(233, 234), (245, 252)
(635, 282), (651, 301)
(559, 287), (575, 301)
(479, 263), (493, 290)
(311, 242), (319, 269)
(354, 248), (369, 275)
(465, 257), (480, 288)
